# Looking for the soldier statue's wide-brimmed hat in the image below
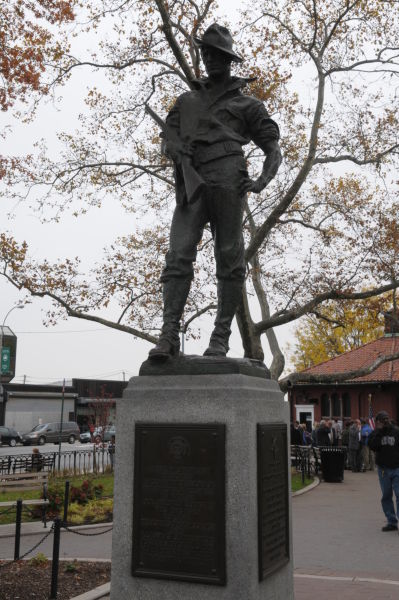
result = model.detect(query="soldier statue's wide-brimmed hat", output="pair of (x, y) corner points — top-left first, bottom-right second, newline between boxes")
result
(194, 24), (243, 63)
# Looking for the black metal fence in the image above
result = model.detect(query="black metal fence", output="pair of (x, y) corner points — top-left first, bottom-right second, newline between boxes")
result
(290, 444), (313, 484)
(291, 444), (349, 484)
(0, 494), (113, 600)
(0, 447), (113, 476)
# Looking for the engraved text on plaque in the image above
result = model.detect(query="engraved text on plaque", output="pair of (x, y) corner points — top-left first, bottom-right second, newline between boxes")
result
(257, 423), (289, 580)
(132, 424), (226, 585)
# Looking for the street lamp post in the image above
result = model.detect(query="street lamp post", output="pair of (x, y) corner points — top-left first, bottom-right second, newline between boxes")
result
(0, 305), (24, 403)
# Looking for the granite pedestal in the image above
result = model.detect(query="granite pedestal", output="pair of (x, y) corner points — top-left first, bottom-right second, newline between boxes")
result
(110, 372), (294, 600)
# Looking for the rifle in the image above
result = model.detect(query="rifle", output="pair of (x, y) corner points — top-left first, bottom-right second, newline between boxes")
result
(145, 103), (206, 205)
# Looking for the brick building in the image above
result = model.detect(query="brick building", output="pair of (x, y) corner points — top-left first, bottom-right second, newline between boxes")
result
(1, 378), (128, 434)
(288, 314), (399, 429)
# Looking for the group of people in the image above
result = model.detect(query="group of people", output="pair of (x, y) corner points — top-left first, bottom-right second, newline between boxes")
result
(291, 418), (376, 472)
(292, 412), (399, 533)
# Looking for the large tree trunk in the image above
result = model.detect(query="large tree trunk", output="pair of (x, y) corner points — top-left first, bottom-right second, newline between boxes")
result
(236, 283), (264, 361)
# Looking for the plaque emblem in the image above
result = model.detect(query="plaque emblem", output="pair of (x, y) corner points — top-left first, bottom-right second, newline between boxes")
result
(168, 436), (191, 461)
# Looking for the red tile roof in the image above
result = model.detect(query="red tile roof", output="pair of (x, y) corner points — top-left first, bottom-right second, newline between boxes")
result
(299, 335), (399, 383)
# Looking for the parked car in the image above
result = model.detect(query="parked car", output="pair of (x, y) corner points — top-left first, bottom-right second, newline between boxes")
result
(21, 422), (80, 445)
(93, 426), (115, 444)
(79, 430), (92, 444)
(0, 426), (22, 447)
(79, 425), (116, 444)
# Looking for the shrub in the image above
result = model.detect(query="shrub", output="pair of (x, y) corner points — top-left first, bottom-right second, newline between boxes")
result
(94, 483), (104, 498)
(68, 498), (113, 525)
(44, 481), (64, 516)
(69, 479), (104, 504)
(42, 476), (107, 519)
(66, 504), (85, 525)
(65, 561), (79, 573)
(29, 553), (48, 567)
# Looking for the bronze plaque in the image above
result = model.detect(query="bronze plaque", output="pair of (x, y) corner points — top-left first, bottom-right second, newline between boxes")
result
(132, 424), (226, 585)
(257, 423), (289, 580)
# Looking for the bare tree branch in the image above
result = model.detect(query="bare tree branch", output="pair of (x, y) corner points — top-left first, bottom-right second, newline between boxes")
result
(183, 302), (217, 332)
(315, 144), (399, 166)
(325, 49), (399, 76)
(3, 274), (158, 344)
(245, 69), (326, 262)
(311, 309), (345, 328)
(154, 0), (195, 86)
(319, 0), (360, 57)
(54, 56), (188, 85)
(255, 281), (399, 334)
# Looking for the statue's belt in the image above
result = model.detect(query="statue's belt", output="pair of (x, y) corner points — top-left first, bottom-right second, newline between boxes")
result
(193, 140), (243, 166)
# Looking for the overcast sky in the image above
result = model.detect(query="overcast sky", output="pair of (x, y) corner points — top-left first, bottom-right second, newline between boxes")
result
(0, 0), (295, 385)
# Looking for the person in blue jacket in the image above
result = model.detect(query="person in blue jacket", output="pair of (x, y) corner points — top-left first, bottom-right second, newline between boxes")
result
(361, 419), (375, 471)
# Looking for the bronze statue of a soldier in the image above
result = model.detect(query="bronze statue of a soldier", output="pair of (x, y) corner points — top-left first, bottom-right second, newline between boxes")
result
(149, 23), (282, 360)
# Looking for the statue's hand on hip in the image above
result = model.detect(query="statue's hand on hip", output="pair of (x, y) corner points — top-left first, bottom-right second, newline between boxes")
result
(240, 175), (271, 196)
(240, 141), (282, 196)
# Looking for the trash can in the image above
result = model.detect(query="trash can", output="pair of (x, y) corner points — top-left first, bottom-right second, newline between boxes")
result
(320, 447), (346, 482)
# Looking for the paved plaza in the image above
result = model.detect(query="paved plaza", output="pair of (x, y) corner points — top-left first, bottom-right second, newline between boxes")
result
(293, 470), (399, 598)
(1, 469), (398, 599)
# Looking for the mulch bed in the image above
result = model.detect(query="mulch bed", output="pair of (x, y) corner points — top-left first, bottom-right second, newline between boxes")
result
(0, 559), (111, 599)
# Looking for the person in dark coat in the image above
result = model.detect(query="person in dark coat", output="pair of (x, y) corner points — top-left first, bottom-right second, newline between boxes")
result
(348, 419), (362, 472)
(341, 420), (351, 468)
(291, 421), (303, 445)
(311, 422), (319, 446)
(368, 411), (399, 531)
(316, 420), (331, 446)
(31, 447), (43, 472)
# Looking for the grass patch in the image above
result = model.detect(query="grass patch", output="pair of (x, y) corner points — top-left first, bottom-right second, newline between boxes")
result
(0, 473), (114, 525)
(291, 472), (314, 492)
(1, 470), (314, 527)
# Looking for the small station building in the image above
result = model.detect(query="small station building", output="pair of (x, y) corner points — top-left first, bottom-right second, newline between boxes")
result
(288, 314), (399, 429)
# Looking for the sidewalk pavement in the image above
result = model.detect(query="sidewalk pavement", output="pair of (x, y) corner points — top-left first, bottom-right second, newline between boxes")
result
(292, 469), (399, 599)
(294, 575), (399, 600)
(0, 519), (112, 539)
(0, 521), (113, 560)
(99, 573), (399, 600)
(1, 470), (398, 599)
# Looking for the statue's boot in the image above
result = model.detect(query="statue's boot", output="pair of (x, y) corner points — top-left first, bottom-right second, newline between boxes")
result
(148, 278), (191, 360)
(204, 279), (243, 357)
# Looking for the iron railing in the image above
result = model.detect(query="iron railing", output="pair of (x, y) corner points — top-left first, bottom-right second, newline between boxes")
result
(291, 444), (349, 482)
(0, 447), (113, 476)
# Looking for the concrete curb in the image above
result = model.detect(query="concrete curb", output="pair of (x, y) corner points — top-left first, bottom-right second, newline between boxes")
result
(0, 521), (113, 539)
(294, 573), (399, 586)
(0, 558), (112, 562)
(292, 476), (320, 497)
(69, 582), (111, 600)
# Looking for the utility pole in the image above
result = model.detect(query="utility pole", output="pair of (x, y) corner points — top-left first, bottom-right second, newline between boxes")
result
(58, 379), (66, 470)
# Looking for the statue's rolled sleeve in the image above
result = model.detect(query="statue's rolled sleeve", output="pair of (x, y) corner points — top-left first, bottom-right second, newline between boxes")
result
(246, 99), (280, 150)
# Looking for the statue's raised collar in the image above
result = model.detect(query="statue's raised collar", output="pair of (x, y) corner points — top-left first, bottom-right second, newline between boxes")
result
(191, 75), (256, 91)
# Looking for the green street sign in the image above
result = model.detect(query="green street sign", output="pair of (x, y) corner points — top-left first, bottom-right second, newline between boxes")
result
(1, 347), (11, 374)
